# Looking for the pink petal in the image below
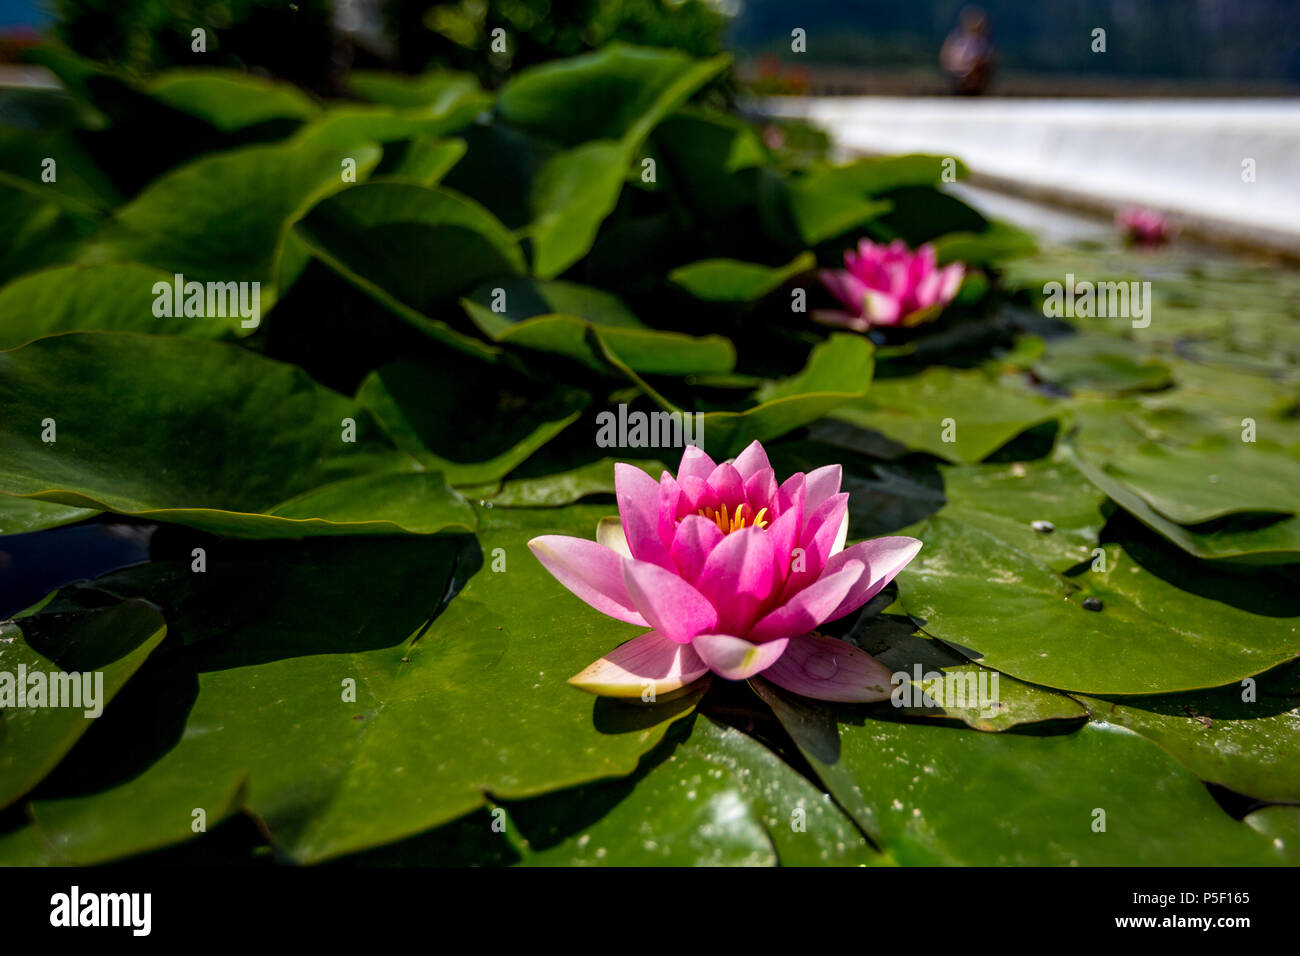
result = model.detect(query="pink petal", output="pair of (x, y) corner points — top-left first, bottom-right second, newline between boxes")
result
(937, 263), (965, 302)
(657, 472), (684, 542)
(803, 464), (842, 513)
(677, 445), (716, 483)
(670, 514), (725, 584)
(615, 463), (674, 570)
(692, 634), (789, 680)
(765, 504), (804, 593)
(622, 558), (717, 644)
(678, 474), (719, 515)
(747, 559), (865, 643)
(694, 525), (777, 636)
(568, 630), (709, 697)
(731, 440), (771, 481)
(529, 535), (648, 627)
(776, 472), (806, 520)
(863, 289), (903, 325)
(705, 461), (746, 507)
(760, 632), (894, 702)
(743, 466), (778, 515)
(784, 492), (849, 599)
(821, 536), (922, 623)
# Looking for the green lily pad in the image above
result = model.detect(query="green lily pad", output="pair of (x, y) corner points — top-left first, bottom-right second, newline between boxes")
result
(292, 98), (490, 148)
(780, 179), (892, 246)
(931, 458), (1109, 572)
(0, 507), (699, 864)
(651, 111), (767, 223)
(1035, 334), (1173, 394)
(380, 138), (467, 186)
(668, 252), (815, 303)
(356, 358), (588, 486)
(693, 333), (875, 459)
(833, 366), (1059, 464)
(1079, 658), (1300, 803)
(0, 125), (121, 214)
(898, 516), (1300, 694)
(0, 262), (242, 349)
(486, 715), (881, 865)
(0, 185), (96, 286)
(1067, 444), (1300, 565)
(1246, 806), (1300, 864)
(846, 612), (1088, 732)
(296, 181), (524, 314)
(461, 277), (734, 375)
(1099, 436), (1299, 524)
(145, 70), (319, 132)
(348, 70), (482, 109)
(497, 43), (729, 149)
(0, 496), (98, 535)
(931, 221), (1037, 266)
(0, 332), (476, 538)
(757, 683), (1285, 865)
(100, 139), (381, 292)
(0, 598), (167, 811)
(474, 458), (663, 508)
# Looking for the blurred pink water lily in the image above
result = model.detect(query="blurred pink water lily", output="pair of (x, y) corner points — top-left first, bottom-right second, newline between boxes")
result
(528, 441), (921, 702)
(1115, 206), (1171, 247)
(816, 238), (965, 331)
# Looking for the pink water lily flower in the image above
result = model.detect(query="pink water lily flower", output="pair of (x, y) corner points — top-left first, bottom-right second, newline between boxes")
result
(1116, 206), (1171, 247)
(816, 238), (964, 331)
(528, 441), (921, 702)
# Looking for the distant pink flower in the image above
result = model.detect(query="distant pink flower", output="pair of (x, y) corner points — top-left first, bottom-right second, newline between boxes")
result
(816, 238), (965, 331)
(529, 441), (920, 701)
(1116, 206), (1171, 246)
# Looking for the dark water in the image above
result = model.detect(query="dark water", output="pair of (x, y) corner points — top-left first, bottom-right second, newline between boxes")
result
(0, 520), (154, 618)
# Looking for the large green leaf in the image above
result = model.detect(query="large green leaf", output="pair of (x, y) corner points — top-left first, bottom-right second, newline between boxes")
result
(1034, 333), (1173, 394)
(1067, 444), (1300, 565)
(525, 140), (631, 279)
(0, 332), (475, 538)
(651, 111), (767, 224)
(144, 70), (319, 131)
(929, 458), (1109, 572)
(296, 181), (525, 313)
(504, 715), (880, 866)
(1096, 436), (1299, 524)
(833, 366), (1059, 464)
(0, 262), (241, 349)
(0, 125), (121, 214)
(0, 507), (699, 864)
(348, 70), (481, 110)
(689, 333), (876, 459)
(0, 185), (96, 286)
(898, 516), (1300, 694)
(0, 496), (97, 535)
(292, 98), (490, 148)
(668, 252), (814, 303)
(461, 277), (735, 375)
(847, 611), (1088, 732)
(1080, 658), (1300, 803)
(757, 682), (1285, 865)
(356, 358), (588, 486)
(497, 44), (729, 149)
(98, 139), (381, 293)
(0, 598), (167, 811)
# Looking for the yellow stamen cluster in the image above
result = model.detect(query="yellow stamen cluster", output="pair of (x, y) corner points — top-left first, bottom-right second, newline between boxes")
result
(698, 503), (770, 535)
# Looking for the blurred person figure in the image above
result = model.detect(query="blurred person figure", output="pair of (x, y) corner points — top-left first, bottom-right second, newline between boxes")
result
(940, 6), (994, 95)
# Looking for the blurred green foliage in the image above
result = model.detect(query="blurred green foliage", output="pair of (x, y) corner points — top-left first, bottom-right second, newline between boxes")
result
(46, 0), (731, 93)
